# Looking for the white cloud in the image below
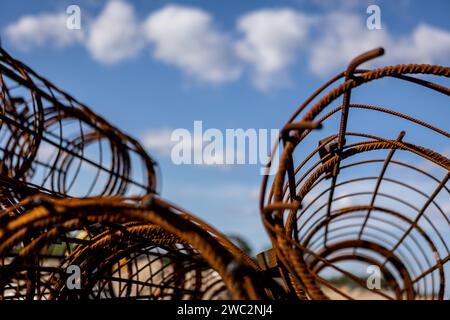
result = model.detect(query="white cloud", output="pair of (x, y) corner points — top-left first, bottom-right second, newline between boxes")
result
(393, 23), (450, 63)
(308, 12), (389, 75)
(299, 0), (368, 10)
(5, 13), (83, 50)
(308, 13), (450, 75)
(4, 3), (450, 89)
(143, 5), (241, 83)
(86, 0), (145, 64)
(236, 9), (313, 89)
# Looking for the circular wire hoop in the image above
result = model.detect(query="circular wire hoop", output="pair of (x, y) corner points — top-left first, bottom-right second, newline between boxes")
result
(2, 46), (449, 300)
(0, 47), (158, 209)
(0, 195), (284, 300)
(0, 48), (285, 301)
(260, 48), (450, 300)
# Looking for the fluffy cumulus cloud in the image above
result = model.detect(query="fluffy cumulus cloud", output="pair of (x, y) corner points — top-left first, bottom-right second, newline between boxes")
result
(143, 5), (241, 83)
(393, 23), (450, 63)
(236, 9), (313, 89)
(308, 13), (450, 75)
(86, 0), (145, 64)
(308, 12), (390, 75)
(4, 1), (450, 89)
(5, 13), (83, 50)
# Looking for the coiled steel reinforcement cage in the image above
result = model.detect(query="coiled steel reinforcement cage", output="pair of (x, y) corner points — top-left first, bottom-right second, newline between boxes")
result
(0, 48), (283, 300)
(260, 48), (450, 300)
(1, 46), (449, 300)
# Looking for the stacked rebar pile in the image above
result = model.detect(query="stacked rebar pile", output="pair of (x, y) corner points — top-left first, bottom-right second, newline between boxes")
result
(0, 47), (449, 300)
(260, 48), (450, 300)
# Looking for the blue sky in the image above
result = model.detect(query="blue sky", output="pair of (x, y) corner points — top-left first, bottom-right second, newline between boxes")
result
(0, 0), (449, 254)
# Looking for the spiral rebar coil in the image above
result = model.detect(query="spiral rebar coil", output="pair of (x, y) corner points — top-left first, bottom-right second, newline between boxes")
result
(0, 195), (282, 300)
(1, 46), (449, 300)
(0, 48), (282, 300)
(0, 47), (157, 207)
(260, 48), (450, 300)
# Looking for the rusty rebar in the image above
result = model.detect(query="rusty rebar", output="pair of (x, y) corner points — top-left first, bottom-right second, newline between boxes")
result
(260, 48), (450, 300)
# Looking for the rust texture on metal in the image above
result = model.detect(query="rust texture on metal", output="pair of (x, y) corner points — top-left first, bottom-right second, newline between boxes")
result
(260, 47), (450, 300)
(0, 47), (449, 300)
(0, 48), (283, 300)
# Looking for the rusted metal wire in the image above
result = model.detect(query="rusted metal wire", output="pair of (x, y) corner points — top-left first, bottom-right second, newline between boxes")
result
(1, 46), (449, 300)
(0, 48), (284, 300)
(0, 47), (158, 208)
(260, 48), (450, 300)
(0, 195), (284, 300)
